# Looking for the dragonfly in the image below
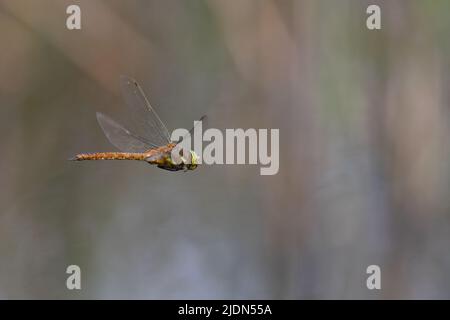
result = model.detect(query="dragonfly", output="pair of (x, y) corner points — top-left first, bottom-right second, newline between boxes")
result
(70, 75), (204, 172)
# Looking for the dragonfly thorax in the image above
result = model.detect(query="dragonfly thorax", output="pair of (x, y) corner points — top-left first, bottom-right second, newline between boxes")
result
(172, 149), (198, 170)
(152, 149), (198, 172)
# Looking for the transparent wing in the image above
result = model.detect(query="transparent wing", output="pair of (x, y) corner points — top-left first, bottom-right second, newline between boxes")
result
(175, 115), (207, 144)
(96, 112), (158, 152)
(119, 75), (171, 147)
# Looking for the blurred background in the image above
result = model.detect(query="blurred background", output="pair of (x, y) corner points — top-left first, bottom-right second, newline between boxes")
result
(1, 0), (450, 299)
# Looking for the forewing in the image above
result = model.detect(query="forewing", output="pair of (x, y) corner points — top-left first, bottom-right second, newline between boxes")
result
(175, 115), (207, 144)
(96, 112), (157, 152)
(119, 75), (171, 147)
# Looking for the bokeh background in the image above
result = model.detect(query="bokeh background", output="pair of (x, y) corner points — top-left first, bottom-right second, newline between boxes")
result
(1, 0), (450, 299)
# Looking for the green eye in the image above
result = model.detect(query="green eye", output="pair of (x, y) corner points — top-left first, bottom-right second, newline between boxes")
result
(190, 151), (198, 165)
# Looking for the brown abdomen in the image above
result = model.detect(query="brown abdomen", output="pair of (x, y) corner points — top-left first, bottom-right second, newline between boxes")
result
(70, 152), (146, 161)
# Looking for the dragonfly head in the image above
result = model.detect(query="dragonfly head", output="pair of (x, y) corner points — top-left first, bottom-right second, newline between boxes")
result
(185, 150), (198, 170)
